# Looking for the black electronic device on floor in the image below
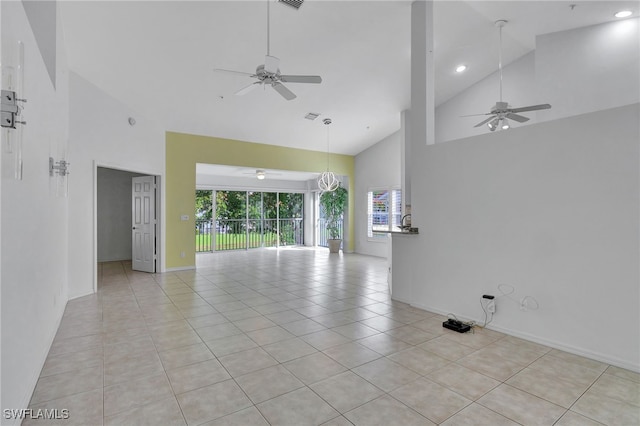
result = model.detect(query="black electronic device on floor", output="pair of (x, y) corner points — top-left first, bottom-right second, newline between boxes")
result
(443, 318), (471, 333)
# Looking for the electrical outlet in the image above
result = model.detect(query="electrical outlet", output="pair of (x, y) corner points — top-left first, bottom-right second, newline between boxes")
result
(180, 251), (186, 258)
(482, 294), (496, 314)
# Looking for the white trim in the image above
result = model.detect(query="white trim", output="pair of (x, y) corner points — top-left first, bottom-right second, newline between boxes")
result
(394, 298), (640, 373)
(92, 163), (98, 293)
(69, 290), (96, 301)
(367, 186), (402, 241)
(197, 183), (308, 194)
(14, 300), (67, 426)
(165, 266), (197, 272)
(93, 160), (164, 293)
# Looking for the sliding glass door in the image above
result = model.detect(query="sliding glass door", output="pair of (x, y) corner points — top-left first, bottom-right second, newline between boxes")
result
(196, 190), (304, 252)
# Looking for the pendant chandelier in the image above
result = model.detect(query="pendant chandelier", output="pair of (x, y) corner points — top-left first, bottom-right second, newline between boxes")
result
(318, 118), (339, 192)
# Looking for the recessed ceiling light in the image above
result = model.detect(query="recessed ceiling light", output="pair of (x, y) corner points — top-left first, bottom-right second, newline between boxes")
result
(615, 10), (633, 18)
(455, 65), (467, 73)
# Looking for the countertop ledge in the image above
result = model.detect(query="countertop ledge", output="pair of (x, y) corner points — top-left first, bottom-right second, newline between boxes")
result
(373, 228), (419, 235)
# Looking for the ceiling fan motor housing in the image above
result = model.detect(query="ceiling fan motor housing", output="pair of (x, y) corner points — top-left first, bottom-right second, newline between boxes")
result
(491, 102), (509, 113)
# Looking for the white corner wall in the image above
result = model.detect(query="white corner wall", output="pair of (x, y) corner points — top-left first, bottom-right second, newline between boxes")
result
(354, 130), (402, 257)
(409, 104), (639, 370)
(1, 1), (70, 416)
(97, 167), (145, 262)
(68, 73), (165, 298)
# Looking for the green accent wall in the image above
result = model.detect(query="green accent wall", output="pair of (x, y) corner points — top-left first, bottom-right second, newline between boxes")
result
(166, 131), (355, 269)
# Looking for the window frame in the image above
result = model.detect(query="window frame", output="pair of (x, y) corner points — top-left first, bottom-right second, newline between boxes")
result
(366, 186), (402, 242)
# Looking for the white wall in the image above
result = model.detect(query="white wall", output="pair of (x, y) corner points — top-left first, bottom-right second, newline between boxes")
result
(68, 73), (165, 298)
(354, 130), (402, 257)
(1, 1), (70, 416)
(436, 18), (640, 144)
(408, 104), (639, 370)
(97, 167), (144, 262)
(536, 18), (639, 123)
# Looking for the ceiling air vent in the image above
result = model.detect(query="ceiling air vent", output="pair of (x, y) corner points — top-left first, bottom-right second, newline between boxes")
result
(279, 0), (304, 10)
(305, 112), (321, 121)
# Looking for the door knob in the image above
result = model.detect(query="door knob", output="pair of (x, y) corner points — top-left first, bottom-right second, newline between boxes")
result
(132, 227), (137, 230)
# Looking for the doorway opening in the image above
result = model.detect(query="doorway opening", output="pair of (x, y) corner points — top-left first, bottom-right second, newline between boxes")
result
(95, 166), (160, 290)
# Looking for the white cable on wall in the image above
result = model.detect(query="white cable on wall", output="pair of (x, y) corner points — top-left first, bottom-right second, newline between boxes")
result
(498, 283), (539, 311)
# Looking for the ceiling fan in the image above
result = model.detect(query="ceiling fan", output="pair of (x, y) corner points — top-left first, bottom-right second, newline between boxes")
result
(213, 0), (322, 101)
(464, 20), (551, 131)
(242, 169), (282, 180)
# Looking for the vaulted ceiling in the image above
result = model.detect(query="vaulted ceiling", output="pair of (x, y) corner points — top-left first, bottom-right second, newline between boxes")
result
(59, 1), (638, 155)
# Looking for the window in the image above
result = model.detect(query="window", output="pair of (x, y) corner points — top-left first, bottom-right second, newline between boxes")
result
(196, 190), (304, 252)
(367, 188), (402, 239)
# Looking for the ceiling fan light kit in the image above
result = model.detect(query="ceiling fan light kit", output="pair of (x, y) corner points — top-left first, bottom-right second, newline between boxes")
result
(464, 19), (551, 132)
(214, 0), (321, 101)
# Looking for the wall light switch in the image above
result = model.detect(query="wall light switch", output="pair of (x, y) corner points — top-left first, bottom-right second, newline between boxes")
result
(181, 215), (189, 221)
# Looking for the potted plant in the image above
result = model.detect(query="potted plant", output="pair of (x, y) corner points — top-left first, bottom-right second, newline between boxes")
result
(320, 185), (348, 253)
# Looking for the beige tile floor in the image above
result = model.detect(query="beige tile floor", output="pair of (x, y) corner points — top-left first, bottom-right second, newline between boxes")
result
(26, 248), (639, 425)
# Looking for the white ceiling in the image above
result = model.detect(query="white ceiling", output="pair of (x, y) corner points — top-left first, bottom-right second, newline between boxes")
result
(59, 1), (638, 156)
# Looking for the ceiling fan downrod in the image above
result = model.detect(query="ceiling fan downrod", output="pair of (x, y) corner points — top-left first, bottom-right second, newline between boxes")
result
(495, 20), (507, 103)
(267, 0), (271, 57)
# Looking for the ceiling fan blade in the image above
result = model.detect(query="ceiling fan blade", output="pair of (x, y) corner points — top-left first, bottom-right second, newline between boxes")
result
(510, 103), (551, 113)
(235, 82), (260, 96)
(474, 116), (496, 128)
(264, 55), (280, 74)
(213, 68), (253, 76)
(506, 113), (530, 123)
(271, 82), (296, 100)
(280, 75), (322, 84)
(461, 112), (491, 118)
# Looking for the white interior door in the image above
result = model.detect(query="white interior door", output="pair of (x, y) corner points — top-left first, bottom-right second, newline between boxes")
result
(132, 176), (156, 272)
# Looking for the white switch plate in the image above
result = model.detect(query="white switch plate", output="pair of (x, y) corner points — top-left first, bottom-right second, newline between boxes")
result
(181, 215), (189, 221)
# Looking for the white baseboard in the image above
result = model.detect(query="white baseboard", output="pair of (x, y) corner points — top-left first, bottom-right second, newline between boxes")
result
(392, 298), (640, 373)
(485, 323), (640, 373)
(69, 290), (96, 300)
(165, 266), (196, 272)
(11, 299), (68, 426)
(391, 295), (413, 305)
